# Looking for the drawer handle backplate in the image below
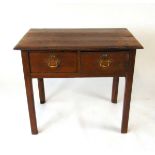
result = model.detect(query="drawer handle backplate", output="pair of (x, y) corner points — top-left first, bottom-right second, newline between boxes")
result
(99, 54), (112, 68)
(48, 54), (61, 68)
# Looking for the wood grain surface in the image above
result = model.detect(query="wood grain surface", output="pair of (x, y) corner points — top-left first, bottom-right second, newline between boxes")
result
(14, 28), (143, 51)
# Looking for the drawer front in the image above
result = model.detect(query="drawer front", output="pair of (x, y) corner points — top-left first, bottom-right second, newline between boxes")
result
(80, 52), (129, 75)
(30, 51), (77, 73)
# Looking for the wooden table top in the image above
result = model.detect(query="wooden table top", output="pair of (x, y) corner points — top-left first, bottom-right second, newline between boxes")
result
(14, 28), (143, 51)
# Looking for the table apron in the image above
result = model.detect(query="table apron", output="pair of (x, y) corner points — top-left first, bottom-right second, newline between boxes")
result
(30, 72), (127, 78)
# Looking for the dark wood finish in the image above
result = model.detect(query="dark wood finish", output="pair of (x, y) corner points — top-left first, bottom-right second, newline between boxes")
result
(121, 51), (136, 133)
(80, 51), (129, 76)
(14, 29), (143, 134)
(21, 51), (38, 134)
(29, 51), (77, 73)
(38, 78), (45, 104)
(111, 77), (119, 103)
(14, 28), (143, 51)
(30, 72), (126, 78)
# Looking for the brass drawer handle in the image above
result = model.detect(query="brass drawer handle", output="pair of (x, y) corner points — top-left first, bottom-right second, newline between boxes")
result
(48, 54), (61, 68)
(99, 54), (112, 68)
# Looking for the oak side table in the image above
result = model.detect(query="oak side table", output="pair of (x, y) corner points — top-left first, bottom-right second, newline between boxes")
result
(14, 28), (143, 134)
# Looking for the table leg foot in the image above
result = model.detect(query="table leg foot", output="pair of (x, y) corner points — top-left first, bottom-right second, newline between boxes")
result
(32, 130), (38, 135)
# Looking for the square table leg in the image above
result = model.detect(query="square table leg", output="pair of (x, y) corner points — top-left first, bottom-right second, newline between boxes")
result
(21, 51), (38, 134)
(111, 76), (119, 103)
(121, 75), (134, 133)
(38, 78), (46, 104)
(121, 51), (136, 133)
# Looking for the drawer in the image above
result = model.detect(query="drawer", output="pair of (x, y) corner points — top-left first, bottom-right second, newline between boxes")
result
(29, 51), (77, 73)
(80, 52), (129, 75)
